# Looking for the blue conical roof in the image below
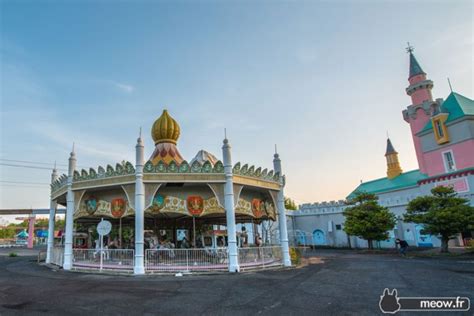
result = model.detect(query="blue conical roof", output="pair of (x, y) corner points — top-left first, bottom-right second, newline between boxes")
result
(409, 52), (426, 78)
(385, 138), (397, 155)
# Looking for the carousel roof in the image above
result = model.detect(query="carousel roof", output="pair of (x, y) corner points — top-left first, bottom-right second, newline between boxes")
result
(190, 150), (219, 166)
(51, 109), (283, 222)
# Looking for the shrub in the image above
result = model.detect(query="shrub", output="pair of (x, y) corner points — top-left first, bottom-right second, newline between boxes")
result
(9, 252), (18, 257)
(290, 247), (301, 265)
(466, 240), (474, 252)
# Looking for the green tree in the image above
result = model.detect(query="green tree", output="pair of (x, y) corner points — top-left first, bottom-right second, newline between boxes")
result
(0, 227), (16, 239)
(343, 192), (396, 249)
(284, 197), (297, 211)
(404, 186), (474, 253)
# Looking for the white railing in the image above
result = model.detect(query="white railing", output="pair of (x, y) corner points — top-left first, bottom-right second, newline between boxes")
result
(238, 246), (283, 270)
(145, 248), (228, 273)
(51, 247), (64, 267)
(73, 249), (134, 271)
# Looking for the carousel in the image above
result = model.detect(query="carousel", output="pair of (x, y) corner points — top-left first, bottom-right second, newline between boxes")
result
(45, 110), (291, 274)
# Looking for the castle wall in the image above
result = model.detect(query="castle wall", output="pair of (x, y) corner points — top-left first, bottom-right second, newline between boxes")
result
(422, 139), (474, 176)
(420, 119), (474, 153)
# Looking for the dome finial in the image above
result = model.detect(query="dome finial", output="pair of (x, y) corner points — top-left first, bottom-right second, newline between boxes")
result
(151, 109), (181, 145)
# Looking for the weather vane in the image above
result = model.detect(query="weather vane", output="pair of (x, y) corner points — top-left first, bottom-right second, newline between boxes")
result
(406, 42), (414, 54)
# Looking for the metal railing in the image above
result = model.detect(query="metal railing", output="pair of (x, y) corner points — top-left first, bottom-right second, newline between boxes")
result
(145, 248), (228, 273)
(73, 249), (134, 271)
(48, 246), (285, 273)
(50, 247), (64, 267)
(238, 246), (283, 270)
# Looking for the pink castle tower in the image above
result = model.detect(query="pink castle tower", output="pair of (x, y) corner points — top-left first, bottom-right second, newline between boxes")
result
(402, 44), (436, 174)
(403, 44), (474, 177)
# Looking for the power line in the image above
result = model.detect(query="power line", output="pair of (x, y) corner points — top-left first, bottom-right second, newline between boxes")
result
(0, 181), (50, 185)
(0, 158), (64, 166)
(0, 184), (50, 188)
(0, 158), (87, 170)
(0, 163), (67, 172)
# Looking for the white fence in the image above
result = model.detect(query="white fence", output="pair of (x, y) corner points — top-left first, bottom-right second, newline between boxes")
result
(238, 246), (283, 270)
(145, 248), (228, 273)
(73, 249), (134, 272)
(49, 246), (285, 273)
(51, 247), (64, 267)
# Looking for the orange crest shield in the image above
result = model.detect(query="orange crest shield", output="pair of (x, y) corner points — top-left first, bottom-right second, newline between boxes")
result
(111, 198), (126, 218)
(187, 196), (204, 216)
(252, 199), (264, 218)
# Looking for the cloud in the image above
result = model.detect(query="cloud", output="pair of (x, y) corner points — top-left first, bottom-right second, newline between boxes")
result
(111, 81), (135, 93)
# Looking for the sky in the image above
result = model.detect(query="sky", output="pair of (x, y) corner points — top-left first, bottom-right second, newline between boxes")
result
(0, 0), (473, 223)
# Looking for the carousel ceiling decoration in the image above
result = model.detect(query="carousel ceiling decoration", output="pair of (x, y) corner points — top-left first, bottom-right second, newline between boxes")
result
(74, 197), (134, 220)
(142, 195), (275, 220)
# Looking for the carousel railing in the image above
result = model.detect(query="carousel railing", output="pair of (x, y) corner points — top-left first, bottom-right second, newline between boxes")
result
(73, 248), (134, 271)
(145, 247), (228, 273)
(238, 245), (283, 270)
(50, 247), (64, 267)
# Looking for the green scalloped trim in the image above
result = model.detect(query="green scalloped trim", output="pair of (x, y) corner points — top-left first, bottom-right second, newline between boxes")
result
(179, 161), (190, 173)
(191, 161), (202, 173)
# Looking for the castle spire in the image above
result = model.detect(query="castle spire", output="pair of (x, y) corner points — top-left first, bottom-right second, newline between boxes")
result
(385, 138), (403, 179)
(402, 44), (434, 174)
(407, 43), (426, 79)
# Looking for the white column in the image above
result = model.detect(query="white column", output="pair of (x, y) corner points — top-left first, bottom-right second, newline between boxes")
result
(222, 137), (239, 272)
(63, 148), (76, 270)
(273, 151), (292, 266)
(46, 166), (58, 263)
(134, 134), (145, 275)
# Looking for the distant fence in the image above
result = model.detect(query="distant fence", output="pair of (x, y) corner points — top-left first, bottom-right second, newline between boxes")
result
(0, 239), (25, 248)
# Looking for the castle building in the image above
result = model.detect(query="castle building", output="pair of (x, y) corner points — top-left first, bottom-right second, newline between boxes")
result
(289, 46), (474, 248)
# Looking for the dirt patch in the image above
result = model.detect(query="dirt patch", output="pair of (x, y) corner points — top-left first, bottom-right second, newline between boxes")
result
(298, 256), (325, 268)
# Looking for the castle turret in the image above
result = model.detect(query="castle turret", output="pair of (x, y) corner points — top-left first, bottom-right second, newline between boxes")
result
(385, 138), (402, 179)
(402, 44), (436, 174)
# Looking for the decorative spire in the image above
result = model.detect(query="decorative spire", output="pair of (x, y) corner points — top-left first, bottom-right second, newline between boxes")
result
(406, 43), (425, 78)
(149, 109), (184, 165)
(137, 127), (143, 145)
(385, 138), (397, 156)
(447, 77), (453, 92)
(70, 142), (76, 159)
(385, 138), (402, 179)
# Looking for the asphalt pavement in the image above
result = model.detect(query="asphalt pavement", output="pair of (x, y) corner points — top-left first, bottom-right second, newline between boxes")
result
(0, 249), (473, 315)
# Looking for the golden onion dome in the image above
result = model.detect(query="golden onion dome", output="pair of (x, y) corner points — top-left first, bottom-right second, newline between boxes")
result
(151, 110), (181, 145)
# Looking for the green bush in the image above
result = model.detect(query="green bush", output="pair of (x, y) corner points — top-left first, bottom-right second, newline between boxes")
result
(290, 247), (301, 265)
(466, 240), (474, 252)
(8, 252), (18, 257)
